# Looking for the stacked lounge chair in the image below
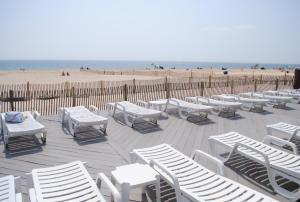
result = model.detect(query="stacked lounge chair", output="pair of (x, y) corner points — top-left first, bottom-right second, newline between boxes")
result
(212, 94), (269, 111)
(130, 144), (276, 202)
(145, 98), (213, 119)
(264, 90), (300, 103)
(107, 101), (162, 127)
(185, 96), (242, 116)
(0, 111), (47, 149)
(60, 106), (108, 137)
(239, 92), (293, 108)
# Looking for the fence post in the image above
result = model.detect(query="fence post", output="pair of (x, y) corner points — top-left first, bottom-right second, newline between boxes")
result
(133, 78), (136, 94)
(188, 77), (192, 89)
(226, 76), (229, 87)
(9, 90), (14, 111)
(254, 79), (257, 92)
(230, 79), (234, 94)
(284, 72), (287, 85)
(260, 75), (263, 84)
(275, 79), (279, 90)
(208, 75), (212, 88)
(165, 77), (170, 99)
(71, 87), (76, 107)
(123, 84), (128, 101)
(200, 82), (205, 96)
(100, 80), (104, 96)
(26, 81), (30, 99)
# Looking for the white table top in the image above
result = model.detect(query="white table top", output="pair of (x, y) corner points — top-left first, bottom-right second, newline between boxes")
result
(111, 163), (159, 187)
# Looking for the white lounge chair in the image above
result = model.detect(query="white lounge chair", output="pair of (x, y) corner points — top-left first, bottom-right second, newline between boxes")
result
(27, 161), (123, 202)
(0, 111), (47, 148)
(209, 132), (300, 200)
(239, 92), (293, 108)
(0, 175), (22, 202)
(107, 101), (161, 127)
(266, 122), (300, 153)
(60, 106), (108, 137)
(186, 96), (242, 116)
(143, 98), (213, 119)
(212, 94), (269, 111)
(130, 144), (276, 202)
(264, 90), (300, 103)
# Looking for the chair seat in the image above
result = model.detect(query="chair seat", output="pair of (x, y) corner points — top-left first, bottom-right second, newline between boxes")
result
(4, 113), (45, 136)
(169, 98), (213, 111)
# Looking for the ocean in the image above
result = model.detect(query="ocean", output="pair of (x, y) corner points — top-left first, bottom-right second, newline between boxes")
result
(0, 60), (298, 70)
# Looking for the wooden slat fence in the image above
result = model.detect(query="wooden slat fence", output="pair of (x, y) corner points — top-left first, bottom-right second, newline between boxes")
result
(0, 75), (294, 115)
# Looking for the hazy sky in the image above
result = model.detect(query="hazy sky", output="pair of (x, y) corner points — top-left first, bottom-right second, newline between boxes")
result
(0, 0), (299, 64)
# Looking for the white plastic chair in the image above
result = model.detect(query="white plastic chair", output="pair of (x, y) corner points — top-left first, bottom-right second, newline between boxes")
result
(186, 96), (242, 116)
(214, 94), (269, 111)
(27, 161), (123, 202)
(0, 175), (22, 202)
(60, 105), (108, 137)
(107, 101), (161, 127)
(0, 111), (47, 148)
(130, 144), (276, 202)
(209, 131), (300, 200)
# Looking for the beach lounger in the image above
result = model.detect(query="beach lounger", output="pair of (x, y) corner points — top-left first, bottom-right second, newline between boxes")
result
(0, 111), (47, 148)
(209, 132), (300, 200)
(264, 90), (300, 103)
(130, 144), (276, 202)
(212, 94), (269, 111)
(27, 161), (123, 202)
(0, 175), (22, 202)
(60, 106), (108, 137)
(266, 122), (300, 153)
(239, 92), (293, 108)
(107, 101), (161, 127)
(143, 98), (213, 119)
(185, 96), (242, 116)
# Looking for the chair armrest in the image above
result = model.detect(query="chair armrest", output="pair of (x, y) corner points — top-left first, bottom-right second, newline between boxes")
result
(96, 173), (122, 202)
(290, 129), (300, 142)
(150, 159), (181, 200)
(228, 142), (271, 170)
(14, 176), (21, 194)
(137, 100), (148, 108)
(192, 150), (224, 175)
(263, 135), (298, 155)
(32, 111), (41, 120)
(115, 103), (126, 111)
(29, 188), (37, 202)
(169, 98), (180, 107)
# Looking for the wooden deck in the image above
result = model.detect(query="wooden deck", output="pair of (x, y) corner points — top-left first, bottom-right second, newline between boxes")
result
(1, 101), (300, 201)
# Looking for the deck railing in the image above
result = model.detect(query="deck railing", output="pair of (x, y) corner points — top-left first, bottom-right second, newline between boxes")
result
(0, 75), (294, 115)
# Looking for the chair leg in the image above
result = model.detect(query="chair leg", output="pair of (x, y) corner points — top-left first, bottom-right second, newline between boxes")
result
(41, 132), (47, 144)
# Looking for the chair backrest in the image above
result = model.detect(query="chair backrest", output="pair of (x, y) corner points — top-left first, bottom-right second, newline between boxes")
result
(30, 161), (106, 202)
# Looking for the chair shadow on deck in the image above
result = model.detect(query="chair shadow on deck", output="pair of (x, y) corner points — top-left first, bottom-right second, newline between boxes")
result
(3, 135), (43, 158)
(166, 109), (215, 125)
(112, 113), (163, 134)
(222, 152), (300, 195)
(61, 123), (108, 145)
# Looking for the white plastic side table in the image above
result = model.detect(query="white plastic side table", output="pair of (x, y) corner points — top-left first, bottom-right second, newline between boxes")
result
(111, 163), (160, 202)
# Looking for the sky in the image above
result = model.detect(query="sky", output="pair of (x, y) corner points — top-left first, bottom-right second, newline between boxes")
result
(0, 0), (299, 64)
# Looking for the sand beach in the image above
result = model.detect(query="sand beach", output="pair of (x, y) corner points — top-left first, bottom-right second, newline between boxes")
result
(0, 68), (292, 84)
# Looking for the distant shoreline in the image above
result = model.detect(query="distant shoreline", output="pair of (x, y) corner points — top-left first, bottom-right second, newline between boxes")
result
(0, 60), (298, 71)
(0, 69), (293, 85)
